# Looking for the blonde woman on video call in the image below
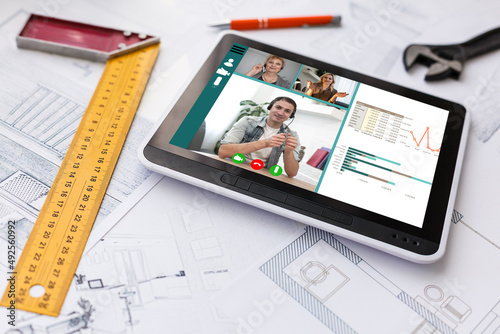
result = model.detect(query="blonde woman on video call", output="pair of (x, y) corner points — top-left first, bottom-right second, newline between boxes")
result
(305, 72), (348, 104)
(244, 54), (290, 88)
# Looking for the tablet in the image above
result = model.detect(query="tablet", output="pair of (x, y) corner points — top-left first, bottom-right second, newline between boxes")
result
(139, 32), (469, 263)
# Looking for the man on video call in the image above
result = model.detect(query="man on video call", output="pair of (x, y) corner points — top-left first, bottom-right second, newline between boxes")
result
(218, 96), (301, 178)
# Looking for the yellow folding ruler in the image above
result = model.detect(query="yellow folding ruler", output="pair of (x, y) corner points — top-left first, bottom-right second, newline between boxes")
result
(1, 43), (160, 316)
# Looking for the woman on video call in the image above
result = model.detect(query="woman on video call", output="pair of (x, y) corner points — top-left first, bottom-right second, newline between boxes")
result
(305, 72), (348, 104)
(245, 54), (290, 88)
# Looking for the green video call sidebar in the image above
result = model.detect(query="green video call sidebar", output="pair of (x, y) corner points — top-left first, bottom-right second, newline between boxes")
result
(169, 44), (248, 148)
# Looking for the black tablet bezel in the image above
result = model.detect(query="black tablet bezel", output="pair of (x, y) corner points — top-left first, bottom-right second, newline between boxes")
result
(142, 33), (467, 256)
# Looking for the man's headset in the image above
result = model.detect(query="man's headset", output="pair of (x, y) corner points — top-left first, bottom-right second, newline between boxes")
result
(267, 96), (296, 119)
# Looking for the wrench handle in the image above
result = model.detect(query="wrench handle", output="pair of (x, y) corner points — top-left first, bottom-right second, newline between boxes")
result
(462, 27), (500, 59)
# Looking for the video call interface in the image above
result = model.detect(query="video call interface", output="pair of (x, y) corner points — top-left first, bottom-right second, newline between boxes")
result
(169, 43), (450, 228)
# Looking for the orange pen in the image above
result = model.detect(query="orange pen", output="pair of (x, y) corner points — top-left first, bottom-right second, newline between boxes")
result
(210, 15), (341, 30)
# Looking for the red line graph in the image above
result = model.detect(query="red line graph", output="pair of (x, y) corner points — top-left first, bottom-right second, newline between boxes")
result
(410, 127), (441, 152)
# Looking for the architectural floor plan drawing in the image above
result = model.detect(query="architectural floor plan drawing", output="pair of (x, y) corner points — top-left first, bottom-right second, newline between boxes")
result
(0, 83), (160, 253)
(0, 7), (163, 323)
(214, 217), (500, 333)
(260, 227), (460, 333)
(2, 175), (300, 333)
(5, 84), (85, 161)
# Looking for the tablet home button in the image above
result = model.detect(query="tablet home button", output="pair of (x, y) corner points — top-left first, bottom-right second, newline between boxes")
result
(249, 183), (287, 202)
(336, 213), (353, 225)
(285, 195), (324, 215)
(323, 209), (353, 225)
(220, 174), (237, 186)
(235, 178), (252, 190)
(323, 208), (338, 220)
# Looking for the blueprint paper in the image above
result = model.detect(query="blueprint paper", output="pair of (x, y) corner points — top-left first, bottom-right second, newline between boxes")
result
(209, 1), (500, 330)
(1, 176), (299, 332)
(0, 4), (164, 328)
(0, 7), (163, 238)
(214, 221), (500, 333)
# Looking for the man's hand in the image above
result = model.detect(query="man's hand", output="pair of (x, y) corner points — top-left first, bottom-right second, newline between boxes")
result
(263, 133), (297, 152)
(265, 133), (288, 148)
(283, 134), (298, 153)
(219, 133), (288, 159)
(281, 133), (299, 178)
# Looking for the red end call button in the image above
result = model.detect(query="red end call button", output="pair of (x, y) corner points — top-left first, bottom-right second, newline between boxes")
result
(251, 159), (264, 170)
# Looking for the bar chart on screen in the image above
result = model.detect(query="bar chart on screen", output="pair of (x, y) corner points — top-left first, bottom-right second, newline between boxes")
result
(339, 147), (432, 187)
(316, 84), (450, 227)
(322, 143), (438, 226)
(337, 99), (445, 188)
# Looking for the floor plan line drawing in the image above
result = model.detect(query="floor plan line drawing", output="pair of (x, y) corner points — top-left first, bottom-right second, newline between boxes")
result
(451, 210), (464, 225)
(260, 233), (357, 334)
(459, 220), (500, 252)
(260, 226), (458, 334)
(411, 285), (473, 331)
(452, 210), (500, 252)
(2, 84), (86, 160)
(299, 261), (350, 303)
(0, 171), (49, 220)
(0, 10), (162, 315)
(472, 300), (500, 333)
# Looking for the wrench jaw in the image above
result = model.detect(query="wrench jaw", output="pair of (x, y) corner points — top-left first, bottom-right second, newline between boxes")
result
(404, 45), (435, 70)
(403, 44), (465, 81)
(426, 60), (463, 81)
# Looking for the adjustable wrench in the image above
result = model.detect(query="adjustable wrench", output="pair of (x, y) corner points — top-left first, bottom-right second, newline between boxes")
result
(403, 27), (500, 81)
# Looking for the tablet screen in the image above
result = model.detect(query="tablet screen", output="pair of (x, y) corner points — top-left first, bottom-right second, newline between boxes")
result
(167, 42), (449, 230)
